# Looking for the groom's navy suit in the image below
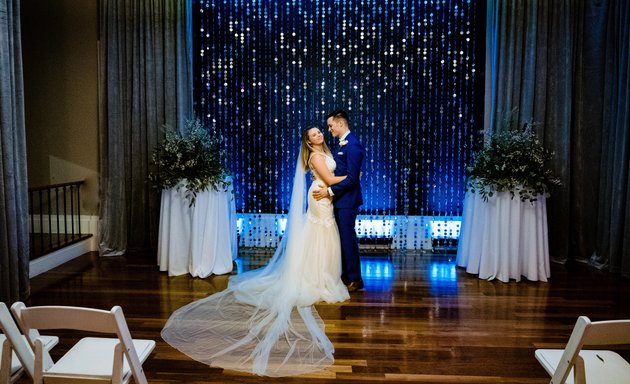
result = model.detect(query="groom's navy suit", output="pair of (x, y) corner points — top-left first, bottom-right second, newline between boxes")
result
(331, 132), (365, 284)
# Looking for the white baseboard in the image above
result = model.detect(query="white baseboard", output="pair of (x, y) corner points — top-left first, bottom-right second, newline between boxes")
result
(29, 237), (94, 278)
(29, 215), (99, 278)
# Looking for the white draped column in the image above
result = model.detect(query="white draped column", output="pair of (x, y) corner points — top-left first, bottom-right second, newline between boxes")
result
(157, 179), (237, 278)
(456, 191), (550, 282)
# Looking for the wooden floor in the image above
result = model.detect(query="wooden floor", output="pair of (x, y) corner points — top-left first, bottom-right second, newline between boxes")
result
(19, 250), (630, 383)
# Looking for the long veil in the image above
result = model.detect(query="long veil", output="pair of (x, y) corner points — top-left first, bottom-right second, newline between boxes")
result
(161, 150), (336, 377)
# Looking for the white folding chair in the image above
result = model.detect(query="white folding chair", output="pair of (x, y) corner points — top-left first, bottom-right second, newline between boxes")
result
(535, 316), (630, 384)
(10, 302), (155, 384)
(0, 302), (58, 383)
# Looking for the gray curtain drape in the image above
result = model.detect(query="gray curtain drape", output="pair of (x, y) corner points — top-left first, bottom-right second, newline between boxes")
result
(99, 0), (193, 255)
(0, 0), (30, 302)
(593, 0), (630, 276)
(486, 0), (630, 277)
(485, 1), (575, 263)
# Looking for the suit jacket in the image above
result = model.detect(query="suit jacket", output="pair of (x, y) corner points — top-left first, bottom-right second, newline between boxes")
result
(331, 132), (364, 209)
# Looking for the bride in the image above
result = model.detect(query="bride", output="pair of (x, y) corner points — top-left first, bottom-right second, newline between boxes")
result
(161, 125), (350, 377)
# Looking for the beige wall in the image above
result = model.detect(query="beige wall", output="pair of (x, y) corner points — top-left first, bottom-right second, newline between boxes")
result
(21, 0), (100, 215)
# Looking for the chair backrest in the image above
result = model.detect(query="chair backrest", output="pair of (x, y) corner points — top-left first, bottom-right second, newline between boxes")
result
(0, 303), (36, 379)
(11, 302), (147, 383)
(1, 334), (13, 382)
(551, 316), (630, 384)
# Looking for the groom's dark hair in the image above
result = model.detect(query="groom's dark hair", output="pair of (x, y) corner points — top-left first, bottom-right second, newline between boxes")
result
(326, 109), (349, 124)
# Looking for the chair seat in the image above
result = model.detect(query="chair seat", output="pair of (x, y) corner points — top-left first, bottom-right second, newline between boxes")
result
(46, 337), (155, 380)
(1, 334), (59, 376)
(535, 349), (630, 384)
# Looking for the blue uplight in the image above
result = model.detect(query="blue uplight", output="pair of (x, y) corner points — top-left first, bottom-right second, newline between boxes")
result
(428, 261), (458, 295)
(361, 257), (395, 292)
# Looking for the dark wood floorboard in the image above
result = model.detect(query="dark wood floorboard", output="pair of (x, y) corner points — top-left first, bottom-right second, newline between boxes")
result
(17, 250), (630, 383)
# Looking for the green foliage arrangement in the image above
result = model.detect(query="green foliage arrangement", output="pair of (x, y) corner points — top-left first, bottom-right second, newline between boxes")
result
(149, 118), (230, 206)
(466, 114), (561, 203)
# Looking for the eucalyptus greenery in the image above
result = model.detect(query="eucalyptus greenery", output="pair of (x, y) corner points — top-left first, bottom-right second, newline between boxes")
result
(466, 115), (561, 203)
(149, 118), (230, 206)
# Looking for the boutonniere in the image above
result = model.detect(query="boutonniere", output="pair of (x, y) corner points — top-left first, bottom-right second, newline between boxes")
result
(339, 139), (348, 147)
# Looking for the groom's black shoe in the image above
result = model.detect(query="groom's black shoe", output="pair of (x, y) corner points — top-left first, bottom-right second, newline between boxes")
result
(346, 280), (364, 292)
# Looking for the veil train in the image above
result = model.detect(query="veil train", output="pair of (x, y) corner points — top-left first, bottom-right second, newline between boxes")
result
(161, 151), (337, 376)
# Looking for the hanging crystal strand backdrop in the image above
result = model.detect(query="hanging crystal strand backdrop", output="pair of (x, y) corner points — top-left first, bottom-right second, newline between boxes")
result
(194, 0), (481, 251)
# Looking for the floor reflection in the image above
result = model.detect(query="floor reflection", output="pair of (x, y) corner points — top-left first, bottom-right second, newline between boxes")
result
(361, 256), (395, 292)
(234, 250), (463, 296)
(427, 258), (458, 296)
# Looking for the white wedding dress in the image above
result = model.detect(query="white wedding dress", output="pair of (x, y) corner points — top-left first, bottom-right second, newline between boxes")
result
(161, 151), (349, 377)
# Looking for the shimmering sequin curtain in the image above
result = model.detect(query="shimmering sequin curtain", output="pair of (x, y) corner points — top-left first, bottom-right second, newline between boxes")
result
(0, 0), (30, 302)
(195, 1), (484, 236)
(99, 0), (193, 254)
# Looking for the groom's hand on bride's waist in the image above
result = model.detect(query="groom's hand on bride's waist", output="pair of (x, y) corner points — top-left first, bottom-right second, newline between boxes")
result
(312, 186), (330, 201)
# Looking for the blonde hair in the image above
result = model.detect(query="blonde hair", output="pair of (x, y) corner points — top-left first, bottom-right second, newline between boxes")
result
(300, 126), (331, 171)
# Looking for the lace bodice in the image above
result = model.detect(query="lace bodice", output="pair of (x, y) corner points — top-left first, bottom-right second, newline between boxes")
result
(310, 153), (336, 183)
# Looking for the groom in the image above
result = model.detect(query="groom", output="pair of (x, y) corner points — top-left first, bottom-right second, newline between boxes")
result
(313, 109), (365, 292)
